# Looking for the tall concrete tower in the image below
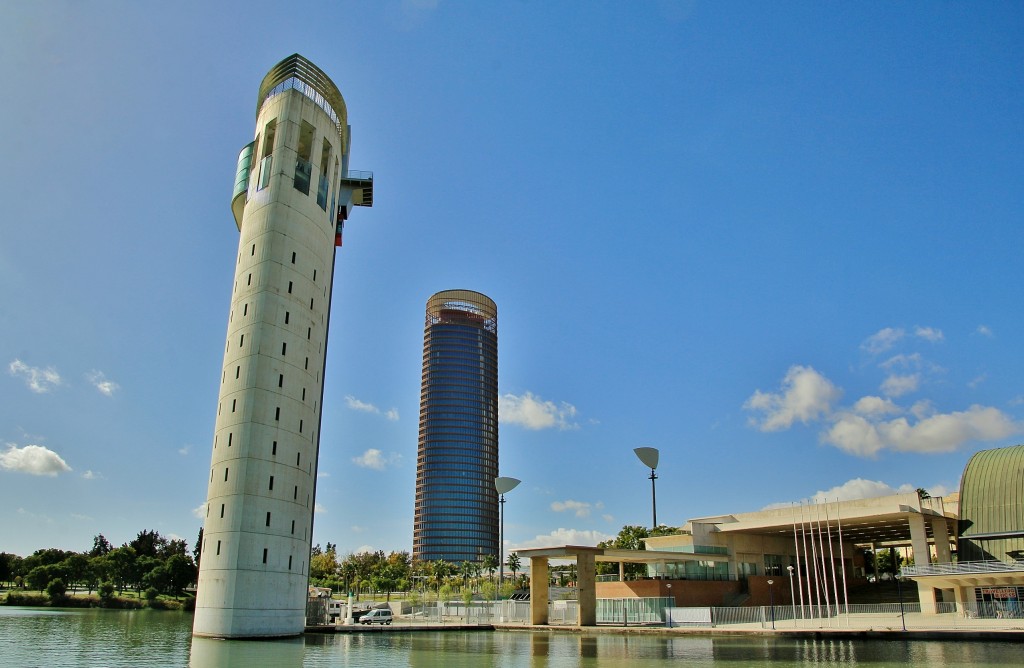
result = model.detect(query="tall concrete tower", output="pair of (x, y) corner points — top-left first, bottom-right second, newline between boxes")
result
(413, 290), (499, 564)
(194, 54), (373, 638)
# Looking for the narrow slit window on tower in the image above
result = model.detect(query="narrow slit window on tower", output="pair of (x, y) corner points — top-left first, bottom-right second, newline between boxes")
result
(258, 119), (276, 190)
(310, 298), (314, 309)
(228, 433), (232, 447)
(239, 334), (244, 347)
(247, 273), (252, 286)
(288, 281), (293, 294)
(251, 244), (256, 256)
(291, 519), (295, 534)
(294, 121), (315, 194)
(313, 269), (317, 282)
(265, 511), (271, 527)
(224, 467), (229, 481)
(289, 555), (293, 570)
(299, 419), (303, 433)
(293, 485), (298, 500)
(220, 504), (225, 518)
(281, 342), (287, 356)
(278, 374), (283, 388)
(316, 138), (332, 210)
(269, 475), (274, 491)
(216, 540), (221, 556)
(291, 251), (296, 264)
(302, 388), (306, 401)
(236, 366), (240, 379)
(304, 357), (309, 370)
(296, 453), (301, 467)
(275, 407), (280, 421)
(231, 399), (236, 412)
(272, 440), (277, 455)
(262, 548), (268, 564)
(285, 312), (290, 324)
(243, 303), (248, 316)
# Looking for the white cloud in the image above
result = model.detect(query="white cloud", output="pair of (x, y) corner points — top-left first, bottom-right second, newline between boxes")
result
(602, 514), (615, 523)
(852, 396), (901, 417)
(914, 326), (944, 342)
(192, 503), (207, 519)
(881, 373), (919, 398)
(86, 370), (119, 396)
(345, 395), (399, 421)
(350, 525), (366, 534)
(861, 328), (905, 355)
(968, 374), (987, 389)
(823, 404), (1020, 457)
(0, 444), (72, 476)
(81, 470), (102, 480)
(880, 353), (922, 370)
(510, 527), (615, 551)
(500, 392), (579, 430)
(354, 545), (376, 555)
(744, 366), (841, 432)
(178, 445), (191, 456)
(8, 359), (63, 393)
(352, 448), (402, 470)
(551, 499), (596, 518)
(764, 478), (956, 509)
(314, 503), (326, 514)
(976, 325), (994, 338)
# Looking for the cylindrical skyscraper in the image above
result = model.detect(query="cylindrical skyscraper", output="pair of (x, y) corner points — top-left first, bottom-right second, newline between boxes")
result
(194, 54), (373, 638)
(413, 290), (499, 564)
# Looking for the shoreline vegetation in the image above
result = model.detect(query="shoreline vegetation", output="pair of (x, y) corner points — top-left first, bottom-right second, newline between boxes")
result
(2, 587), (195, 611)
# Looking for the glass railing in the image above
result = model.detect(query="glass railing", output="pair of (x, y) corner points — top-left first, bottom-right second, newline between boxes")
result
(343, 170), (373, 181)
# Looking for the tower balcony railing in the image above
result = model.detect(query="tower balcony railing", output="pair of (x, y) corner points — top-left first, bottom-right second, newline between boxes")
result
(901, 560), (1024, 577)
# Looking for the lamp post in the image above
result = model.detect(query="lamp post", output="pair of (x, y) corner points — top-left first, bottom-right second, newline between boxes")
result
(895, 573), (907, 631)
(767, 579), (775, 630)
(787, 565), (797, 627)
(666, 583), (673, 628)
(495, 477), (521, 595)
(633, 447), (660, 529)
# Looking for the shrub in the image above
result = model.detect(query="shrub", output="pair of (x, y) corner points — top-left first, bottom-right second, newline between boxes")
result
(3, 591), (48, 606)
(145, 587), (160, 602)
(46, 578), (67, 600)
(98, 582), (115, 600)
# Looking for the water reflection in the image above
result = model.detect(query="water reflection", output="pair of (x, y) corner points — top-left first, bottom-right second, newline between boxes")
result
(190, 635), (305, 668)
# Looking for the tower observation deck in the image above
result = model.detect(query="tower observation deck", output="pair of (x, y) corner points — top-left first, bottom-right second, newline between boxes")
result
(194, 54), (373, 639)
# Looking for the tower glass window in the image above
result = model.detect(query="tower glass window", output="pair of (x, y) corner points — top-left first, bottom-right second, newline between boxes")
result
(413, 290), (499, 564)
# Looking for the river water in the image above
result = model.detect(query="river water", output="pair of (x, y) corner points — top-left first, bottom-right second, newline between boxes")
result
(1, 607), (1019, 667)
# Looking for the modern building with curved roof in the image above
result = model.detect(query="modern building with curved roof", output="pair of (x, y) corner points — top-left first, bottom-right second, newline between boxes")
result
(958, 444), (1024, 562)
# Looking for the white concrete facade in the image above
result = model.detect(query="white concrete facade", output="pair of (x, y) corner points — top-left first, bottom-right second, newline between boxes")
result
(194, 56), (370, 638)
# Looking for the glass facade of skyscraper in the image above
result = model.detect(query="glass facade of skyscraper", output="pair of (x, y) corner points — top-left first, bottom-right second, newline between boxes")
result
(413, 290), (499, 563)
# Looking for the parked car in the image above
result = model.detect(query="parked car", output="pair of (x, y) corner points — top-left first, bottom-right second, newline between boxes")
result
(359, 608), (393, 625)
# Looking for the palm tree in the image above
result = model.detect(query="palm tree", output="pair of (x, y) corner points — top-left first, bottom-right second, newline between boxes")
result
(482, 554), (498, 584)
(507, 552), (521, 585)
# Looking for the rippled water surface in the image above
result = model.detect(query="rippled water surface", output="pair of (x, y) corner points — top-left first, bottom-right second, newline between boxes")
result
(1, 607), (1020, 667)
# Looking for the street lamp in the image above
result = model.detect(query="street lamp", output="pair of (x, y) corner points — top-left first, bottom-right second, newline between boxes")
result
(787, 565), (797, 627)
(895, 573), (907, 631)
(767, 579), (775, 630)
(633, 447), (659, 529)
(495, 476), (521, 594)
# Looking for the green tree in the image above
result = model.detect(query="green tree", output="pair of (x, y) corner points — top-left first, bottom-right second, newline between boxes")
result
(507, 553), (521, 583)
(310, 548), (339, 582)
(90, 534), (112, 557)
(193, 527), (204, 572)
(482, 554), (498, 583)
(103, 545), (137, 594)
(0, 552), (16, 586)
(165, 554), (197, 597)
(59, 554), (90, 594)
(46, 577), (67, 600)
(26, 565), (53, 592)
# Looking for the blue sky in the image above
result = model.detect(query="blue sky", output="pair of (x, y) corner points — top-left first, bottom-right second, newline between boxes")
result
(2, 1), (1022, 559)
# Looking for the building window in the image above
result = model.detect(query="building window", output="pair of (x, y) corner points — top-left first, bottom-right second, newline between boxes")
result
(302, 388), (306, 401)
(243, 303), (248, 316)
(216, 540), (221, 556)
(272, 441), (277, 455)
(236, 365), (240, 379)
(313, 269), (317, 282)
(294, 121), (315, 194)
(310, 298), (314, 309)
(258, 119), (276, 190)
(266, 512), (271, 527)
(288, 281), (293, 294)
(247, 273), (252, 286)
(291, 519), (295, 534)
(296, 453), (300, 467)
(299, 419), (303, 433)
(263, 548), (268, 564)
(293, 485), (298, 500)
(275, 407), (280, 421)
(285, 312), (290, 324)
(220, 504), (225, 518)
(228, 433), (232, 447)
(291, 251), (296, 264)
(317, 138), (332, 210)
(307, 327), (311, 340)
(305, 357), (309, 370)
(269, 475), (274, 491)
(289, 555), (293, 570)
(224, 467), (229, 481)
(251, 244), (256, 256)
(239, 334), (244, 347)
(231, 399), (236, 412)
(282, 342), (287, 356)
(278, 374), (284, 388)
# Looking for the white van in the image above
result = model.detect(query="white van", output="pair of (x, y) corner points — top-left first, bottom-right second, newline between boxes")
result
(360, 608), (394, 625)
